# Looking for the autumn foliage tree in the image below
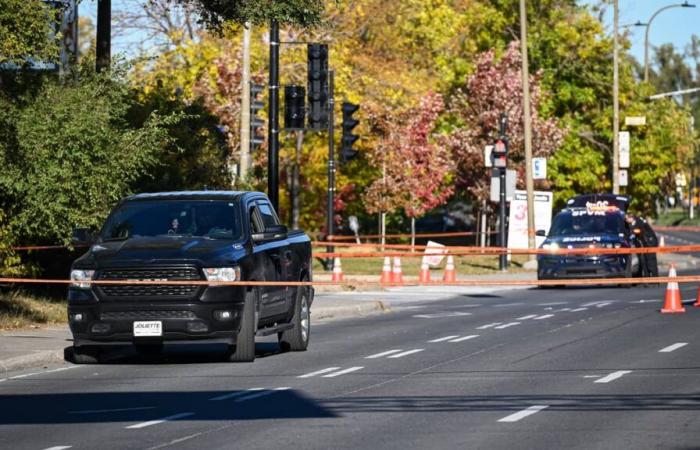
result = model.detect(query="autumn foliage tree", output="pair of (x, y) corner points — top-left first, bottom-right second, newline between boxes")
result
(365, 92), (454, 244)
(443, 41), (565, 206)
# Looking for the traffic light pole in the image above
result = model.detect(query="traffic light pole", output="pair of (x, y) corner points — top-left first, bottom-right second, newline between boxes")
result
(326, 70), (336, 269)
(499, 167), (507, 271)
(96, 0), (111, 72)
(268, 20), (280, 212)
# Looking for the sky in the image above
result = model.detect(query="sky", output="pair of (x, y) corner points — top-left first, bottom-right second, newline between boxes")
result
(79, 0), (700, 64)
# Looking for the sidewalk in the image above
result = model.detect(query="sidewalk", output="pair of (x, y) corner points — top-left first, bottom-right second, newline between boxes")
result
(0, 295), (390, 374)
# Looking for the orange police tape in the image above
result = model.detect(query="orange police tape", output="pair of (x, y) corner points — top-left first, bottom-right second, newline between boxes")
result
(312, 244), (700, 259)
(1, 274), (700, 288)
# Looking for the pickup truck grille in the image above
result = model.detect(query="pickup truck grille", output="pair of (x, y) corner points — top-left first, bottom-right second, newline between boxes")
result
(96, 267), (202, 300)
(101, 310), (197, 320)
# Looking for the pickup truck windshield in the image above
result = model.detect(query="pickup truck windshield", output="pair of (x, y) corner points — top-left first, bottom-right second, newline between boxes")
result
(549, 212), (625, 237)
(100, 200), (242, 241)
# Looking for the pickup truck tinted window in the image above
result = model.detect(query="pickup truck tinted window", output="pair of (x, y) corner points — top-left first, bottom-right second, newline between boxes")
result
(257, 201), (279, 228)
(100, 200), (242, 241)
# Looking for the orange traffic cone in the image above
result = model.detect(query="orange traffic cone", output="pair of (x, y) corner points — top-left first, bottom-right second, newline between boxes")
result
(392, 257), (404, 285)
(332, 257), (344, 282)
(419, 257), (431, 283)
(443, 255), (456, 283)
(693, 284), (700, 307)
(380, 257), (392, 284)
(661, 264), (685, 313)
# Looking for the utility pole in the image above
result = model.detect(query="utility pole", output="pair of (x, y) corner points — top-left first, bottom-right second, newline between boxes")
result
(326, 70), (336, 269)
(95, 0), (111, 72)
(519, 0), (536, 256)
(268, 20), (280, 212)
(239, 23), (251, 180)
(612, 0), (620, 195)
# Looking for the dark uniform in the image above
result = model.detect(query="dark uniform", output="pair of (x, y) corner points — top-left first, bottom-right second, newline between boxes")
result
(627, 216), (659, 278)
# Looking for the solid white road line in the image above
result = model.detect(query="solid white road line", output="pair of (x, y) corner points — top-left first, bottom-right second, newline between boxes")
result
(659, 343), (688, 353)
(388, 349), (425, 359)
(43, 447), (72, 450)
(448, 335), (479, 342)
(413, 312), (472, 319)
(323, 367), (364, 378)
(235, 387), (290, 403)
(7, 366), (76, 381)
(477, 323), (502, 329)
(533, 314), (554, 320)
(70, 406), (156, 414)
(429, 335), (460, 343)
(594, 370), (632, 383)
(571, 307), (588, 312)
(210, 388), (264, 401)
(126, 412), (194, 429)
(366, 350), (404, 359)
(498, 405), (549, 423)
(516, 314), (538, 320)
(298, 367), (341, 378)
(494, 322), (520, 329)
(596, 302), (611, 308)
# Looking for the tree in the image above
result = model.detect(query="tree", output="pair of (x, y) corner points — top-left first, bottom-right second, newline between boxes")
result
(175, 0), (325, 28)
(365, 92), (454, 246)
(443, 42), (565, 203)
(0, 0), (59, 66)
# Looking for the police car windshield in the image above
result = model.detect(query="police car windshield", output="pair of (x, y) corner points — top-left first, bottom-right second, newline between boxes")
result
(100, 200), (242, 241)
(549, 211), (625, 237)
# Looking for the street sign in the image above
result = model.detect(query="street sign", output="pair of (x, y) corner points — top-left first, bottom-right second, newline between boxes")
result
(484, 145), (493, 168)
(619, 169), (628, 187)
(625, 116), (646, 126)
(490, 169), (516, 202)
(533, 157), (547, 180)
(507, 190), (553, 249)
(619, 131), (630, 169)
(423, 241), (447, 266)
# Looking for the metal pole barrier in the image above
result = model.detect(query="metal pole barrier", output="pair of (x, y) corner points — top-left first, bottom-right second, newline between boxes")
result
(326, 70), (336, 270)
(268, 20), (280, 211)
(499, 167), (508, 271)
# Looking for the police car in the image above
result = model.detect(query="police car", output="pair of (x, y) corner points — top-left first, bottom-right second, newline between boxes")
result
(537, 195), (640, 280)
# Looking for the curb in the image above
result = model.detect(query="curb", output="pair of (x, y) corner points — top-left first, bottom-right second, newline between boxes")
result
(0, 349), (65, 374)
(313, 301), (390, 321)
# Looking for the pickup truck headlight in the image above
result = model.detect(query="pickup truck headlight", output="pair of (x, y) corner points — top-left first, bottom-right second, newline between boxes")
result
(70, 269), (95, 288)
(204, 267), (240, 282)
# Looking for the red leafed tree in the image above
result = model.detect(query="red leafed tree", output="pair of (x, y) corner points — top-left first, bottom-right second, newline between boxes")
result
(365, 92), (454, 245)
(442, 41), (565, 204)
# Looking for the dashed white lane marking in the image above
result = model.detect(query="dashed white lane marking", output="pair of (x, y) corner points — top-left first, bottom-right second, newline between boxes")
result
(477, 323), (502, 329)
(571, 308), (588, 312)
(429, 335), (460, 343)
(449, 335), (479, 342)
(596, 302), (611, 308)
(388, 349), (425, 359)
(43, 447), (72, 450)
(70, 406), (156, 414)
(413, 312), (472, 319)
(533, 314), (554, 320)
(584, 301), (614, 307)
(516, 314), (538, 320)
(235, 387), (290, 403)
(298, 367), (341, 379)
(494, 322), (520, 329)
(210, 388), (263, 401)
(594, 370), (632, 383)
(538, 302), (568, 306)
(323, 366), (364, 378)
(126, 412), (194, 429)
(498, 405), (549, 423)
(557, 308), (572, 311)
(659, 343), (688, 353)
(366, 350), (404, 359)
(8, 366), (75, 380)
(583, 375), (601, 378)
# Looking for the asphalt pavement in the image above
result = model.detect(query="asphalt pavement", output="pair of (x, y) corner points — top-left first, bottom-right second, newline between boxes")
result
(2, 275), (700, 449)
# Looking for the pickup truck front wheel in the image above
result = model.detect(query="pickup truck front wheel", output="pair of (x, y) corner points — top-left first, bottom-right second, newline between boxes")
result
(227, 288), (257, 362)
(279, 283), (310, 352)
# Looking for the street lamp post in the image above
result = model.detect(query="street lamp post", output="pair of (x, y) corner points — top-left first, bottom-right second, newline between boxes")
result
(643, 2), (696, 83)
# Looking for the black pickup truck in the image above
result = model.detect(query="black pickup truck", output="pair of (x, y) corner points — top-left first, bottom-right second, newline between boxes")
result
(67, 191), (313, 363)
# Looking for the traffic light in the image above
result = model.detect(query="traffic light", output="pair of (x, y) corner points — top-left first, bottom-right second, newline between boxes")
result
(307, 43), (329, 131)
(491, 138), (508, 168)
(284, 85), (306, 131)
(250, 83), (265, 151)
(341, 102), (360, 163)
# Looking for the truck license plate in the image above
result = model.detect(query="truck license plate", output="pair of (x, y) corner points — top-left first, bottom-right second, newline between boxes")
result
(133, 321), (162, 337)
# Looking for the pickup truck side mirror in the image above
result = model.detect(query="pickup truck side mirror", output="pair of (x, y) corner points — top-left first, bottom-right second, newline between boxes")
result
(535, 229), (547, 237)
(252, 224), (288, 243)
(72, 228), (96, 246)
